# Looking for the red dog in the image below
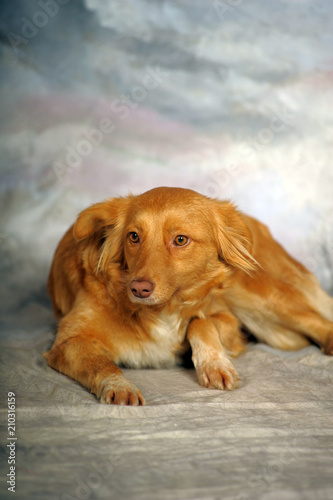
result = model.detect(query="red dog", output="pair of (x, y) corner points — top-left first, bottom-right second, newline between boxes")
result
(44, 187), (333, 405)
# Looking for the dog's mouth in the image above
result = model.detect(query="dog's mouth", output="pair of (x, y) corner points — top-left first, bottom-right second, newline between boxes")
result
(128, 294), (161, 306)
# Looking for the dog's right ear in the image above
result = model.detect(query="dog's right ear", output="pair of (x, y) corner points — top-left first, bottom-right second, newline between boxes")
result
(73, 197), (129, 241)
(73, 197), (132, 269)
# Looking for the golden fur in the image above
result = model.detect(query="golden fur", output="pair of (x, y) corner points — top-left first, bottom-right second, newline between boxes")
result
(44, 187), (333, 405)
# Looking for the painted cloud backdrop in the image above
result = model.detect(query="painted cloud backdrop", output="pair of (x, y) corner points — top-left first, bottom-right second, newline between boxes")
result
(0, 0), (333, 340)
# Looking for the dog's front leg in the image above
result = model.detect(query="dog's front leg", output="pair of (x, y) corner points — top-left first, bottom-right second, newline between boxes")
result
(187, 316), (241, 391)
(44, 330), (145, 406)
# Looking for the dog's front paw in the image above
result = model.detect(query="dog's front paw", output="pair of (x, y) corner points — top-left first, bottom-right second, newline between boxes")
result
(97, 376), (145, 406)
(195, 358), (240, 391)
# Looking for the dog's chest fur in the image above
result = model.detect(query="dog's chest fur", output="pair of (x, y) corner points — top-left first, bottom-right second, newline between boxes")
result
(119, 310), (185, 369)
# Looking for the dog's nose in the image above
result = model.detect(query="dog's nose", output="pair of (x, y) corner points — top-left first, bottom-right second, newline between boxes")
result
(130, 280), (155, 299)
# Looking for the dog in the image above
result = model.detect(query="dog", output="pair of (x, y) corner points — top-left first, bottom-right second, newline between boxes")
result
(44, 187), (333, 405)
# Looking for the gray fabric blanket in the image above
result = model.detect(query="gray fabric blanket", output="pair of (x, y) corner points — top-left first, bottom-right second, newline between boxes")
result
(1, 337), (333, 499)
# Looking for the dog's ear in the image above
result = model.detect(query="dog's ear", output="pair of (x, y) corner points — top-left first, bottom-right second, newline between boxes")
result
(74, 199), (124, 240)
(73, 197), (131, 268)
(213, 201), (258, 275)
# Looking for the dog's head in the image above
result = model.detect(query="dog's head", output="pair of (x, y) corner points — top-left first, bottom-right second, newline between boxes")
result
(73, 187), (257, 307)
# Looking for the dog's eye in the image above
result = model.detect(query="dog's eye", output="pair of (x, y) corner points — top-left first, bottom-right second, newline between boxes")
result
(174, 235), (189, 247)
(128, 232), (140, 243)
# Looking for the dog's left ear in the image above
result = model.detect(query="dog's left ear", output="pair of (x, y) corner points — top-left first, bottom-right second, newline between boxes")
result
(213, 201), (258, 275)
